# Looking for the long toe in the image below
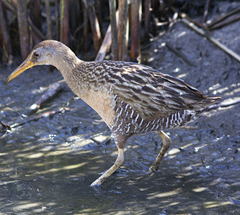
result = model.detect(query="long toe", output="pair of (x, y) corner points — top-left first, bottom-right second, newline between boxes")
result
(149, 164), (159, 172)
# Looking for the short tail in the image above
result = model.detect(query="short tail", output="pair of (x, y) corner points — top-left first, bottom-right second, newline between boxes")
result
(191, 95), (221, 111)
(197, 96), (221, 112)
(205, 96), (221, 105)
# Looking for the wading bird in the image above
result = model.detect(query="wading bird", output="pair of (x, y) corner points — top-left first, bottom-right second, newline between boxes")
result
(5, 40), (220, 186)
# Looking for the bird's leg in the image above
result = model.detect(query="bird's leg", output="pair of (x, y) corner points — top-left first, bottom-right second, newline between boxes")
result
(149, 130), (172, 172)
(90, 147), (124, 186)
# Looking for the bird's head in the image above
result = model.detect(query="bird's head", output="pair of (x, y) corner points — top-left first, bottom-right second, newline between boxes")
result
(5, 40), (66, 84)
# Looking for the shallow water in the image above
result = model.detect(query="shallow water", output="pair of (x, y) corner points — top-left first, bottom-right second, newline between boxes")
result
(1, 14), (240, 215)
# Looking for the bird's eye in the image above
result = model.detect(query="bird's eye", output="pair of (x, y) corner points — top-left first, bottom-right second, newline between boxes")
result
(34, 52), (40, 58)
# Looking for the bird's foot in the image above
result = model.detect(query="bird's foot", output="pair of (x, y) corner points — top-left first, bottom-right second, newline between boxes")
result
(90, 148), (125, 186)
(90, 175), (106, 187)
(133, 161), (158, 174)
(90, 181), (101, 187)
(149, 164), (159, 173)
(132, 161), (150, 171)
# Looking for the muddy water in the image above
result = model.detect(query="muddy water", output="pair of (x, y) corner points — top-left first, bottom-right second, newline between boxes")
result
(1, 13), (240, 215)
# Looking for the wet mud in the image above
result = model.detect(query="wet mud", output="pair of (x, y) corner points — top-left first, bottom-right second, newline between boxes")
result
(1, 4), (240, 215)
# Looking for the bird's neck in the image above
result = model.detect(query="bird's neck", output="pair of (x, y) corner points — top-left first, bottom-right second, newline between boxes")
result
(52, 48), (80, 75)
(52, 49), (94, 99)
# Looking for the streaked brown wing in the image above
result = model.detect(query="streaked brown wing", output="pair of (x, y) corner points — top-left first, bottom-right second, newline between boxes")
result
(105, 61), (206, 120)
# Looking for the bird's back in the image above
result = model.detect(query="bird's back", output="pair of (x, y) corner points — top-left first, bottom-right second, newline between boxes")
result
(77, 60), (220, 136)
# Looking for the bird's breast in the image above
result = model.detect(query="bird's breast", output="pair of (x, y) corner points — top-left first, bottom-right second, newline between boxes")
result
(81, 89), (116, 128)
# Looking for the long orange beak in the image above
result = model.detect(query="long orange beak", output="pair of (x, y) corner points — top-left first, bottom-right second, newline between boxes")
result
(5, 58), (35, 84)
